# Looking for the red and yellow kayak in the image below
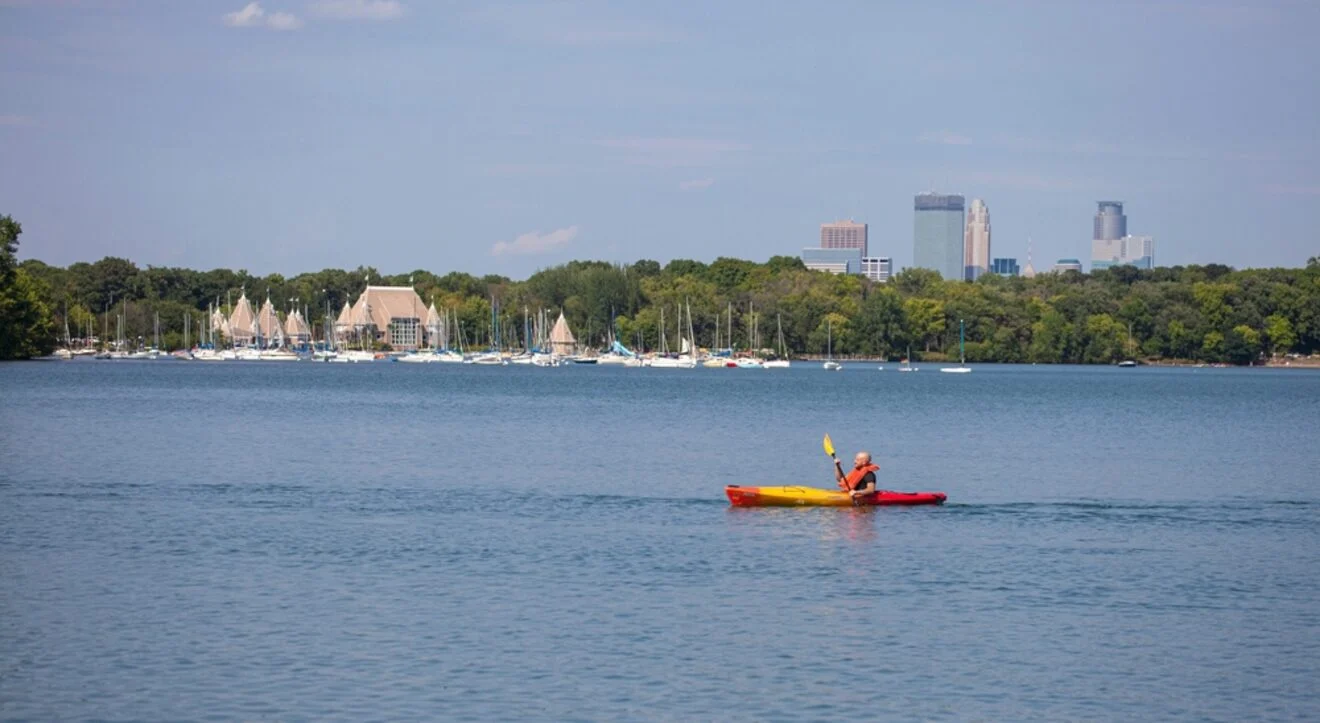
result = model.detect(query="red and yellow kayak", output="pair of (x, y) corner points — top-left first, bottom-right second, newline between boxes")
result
(725, 485), (947, 508)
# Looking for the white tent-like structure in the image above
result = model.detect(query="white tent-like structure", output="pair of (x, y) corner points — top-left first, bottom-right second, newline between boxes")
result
(257, 297), (286, 349)
(227, 292), (256, 347)
(284, 309), (312, 347)
(549, 312), (576, 357)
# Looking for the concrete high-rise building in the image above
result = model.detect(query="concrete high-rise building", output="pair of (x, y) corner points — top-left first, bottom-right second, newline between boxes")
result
(861, 257), (892, 283)
(1094, 235), (1155, 270)
(801, 247), (863, 275)
(963, 199), (991, 281)
(1053, 258), (1083, 273)
(820, 220), (868, 256)
(913, 193), (965, 281)
(1094, 201), (1126, 241)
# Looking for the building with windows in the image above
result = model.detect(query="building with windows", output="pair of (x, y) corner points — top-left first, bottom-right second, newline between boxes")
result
(819, 220), (868, 256)
(1094, 201), (1127, 242)
(1093, 235), (1155, 270)
(963, 199), (991, 280)
(801, 247), (863, 275)
(861, 257), (893, 283)
(913, 192), (966, 281)
(343, 285), (430, 350)
(991, 258), (1020, 276)
(1053, 258), (1083, 273)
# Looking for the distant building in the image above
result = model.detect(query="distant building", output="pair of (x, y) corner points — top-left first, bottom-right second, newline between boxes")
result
(963, 199), (991, 281)
(1094, 201), (1127, 241)
(226, 291), (257, 346)
(820, 220), (868, 256)
(913, 192), (966, 281)
(1094, 235), (1155, 270)
(801, 247), (863, 275)
(284, 309), (312, 348)
(1053, 258), (1083, 273)
(861, 257), (892, 283)
(991, 257), (1020, 276)
(344, 285), (430, 350)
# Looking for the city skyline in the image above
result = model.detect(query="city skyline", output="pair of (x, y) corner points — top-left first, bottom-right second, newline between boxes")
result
(913, 193), (966, 281)
(3, 2), (1319, 277)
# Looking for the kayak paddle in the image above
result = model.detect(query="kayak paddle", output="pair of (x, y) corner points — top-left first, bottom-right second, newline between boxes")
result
(823, 433), (837, 461)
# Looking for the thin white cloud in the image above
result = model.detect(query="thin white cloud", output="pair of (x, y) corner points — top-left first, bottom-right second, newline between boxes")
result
(947, 170), (1093, 192)
(0, 114), (36, 127)
(595, 137), (748, 168)
(917, 130), (973, 146)
(309, 0), (406, 20)
(223, 2), (303, 30)
(266, 11), (304, 29)
(1262, 184), (1320, 196)
(491, 226), (579, 256)
(468, 4), (682, 46)
(679, 178), (715, 191)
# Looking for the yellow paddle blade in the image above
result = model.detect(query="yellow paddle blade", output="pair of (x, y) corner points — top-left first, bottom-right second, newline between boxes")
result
(823, 433), (835, 457)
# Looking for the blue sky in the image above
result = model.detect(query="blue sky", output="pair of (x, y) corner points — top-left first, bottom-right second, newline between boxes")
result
(3, 0), (1318, 277)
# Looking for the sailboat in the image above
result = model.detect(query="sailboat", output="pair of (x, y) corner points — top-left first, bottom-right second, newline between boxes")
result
(763, 314), (791, 368)
(650, 304), (696, 368)
(899, 345), (918, 372)
(1118, 322), (1138, 367)
(940, 319), (971, 373)
(734, 302), (763, 368)
(823, 317), (842, 371)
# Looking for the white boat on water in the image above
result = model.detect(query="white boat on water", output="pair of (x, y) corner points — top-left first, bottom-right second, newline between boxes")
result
(822, 317), (842, 371)
(340, 349), (376, 363)
(764, 315), (791, 368)
(734, 357), (763, 369)
(194, 349), (224, 362)
(940, 319), (972, 374)
(437, 350), (465, 363)
(651, 354), (697, 369)
(397, 351), (439, 363)
(531, 353), (560, 367)
(899, 346), (918, 372)
(469, 351), (507, 366)
(258, 350), (299, 362)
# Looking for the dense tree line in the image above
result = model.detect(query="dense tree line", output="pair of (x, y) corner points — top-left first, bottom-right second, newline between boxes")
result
(7, 213), (1320, 363)
(0, 216), (55, 359)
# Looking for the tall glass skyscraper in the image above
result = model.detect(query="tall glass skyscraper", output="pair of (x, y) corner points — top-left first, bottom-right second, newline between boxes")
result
(913, 193), (965, 281)
(1094, 201), (1126, 241)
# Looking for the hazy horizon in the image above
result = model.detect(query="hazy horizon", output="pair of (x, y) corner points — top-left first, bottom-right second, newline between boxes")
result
(3, 0), (1318, 277)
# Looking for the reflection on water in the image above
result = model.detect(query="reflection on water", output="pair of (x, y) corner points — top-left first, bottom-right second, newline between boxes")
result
(1, 362), (1318, 720)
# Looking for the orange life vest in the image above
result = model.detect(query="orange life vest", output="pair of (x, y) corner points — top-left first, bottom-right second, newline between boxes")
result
(841, 463), (880, 491)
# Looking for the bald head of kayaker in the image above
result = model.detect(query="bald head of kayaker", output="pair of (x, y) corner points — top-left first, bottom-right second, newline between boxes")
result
(835, 451), (880, 500)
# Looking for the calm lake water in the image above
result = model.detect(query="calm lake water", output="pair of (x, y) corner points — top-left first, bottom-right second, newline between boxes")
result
(2, 361), (1318, 720)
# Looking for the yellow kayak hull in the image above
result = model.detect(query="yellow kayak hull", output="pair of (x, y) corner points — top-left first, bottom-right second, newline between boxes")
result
(725, 485), (947, 507)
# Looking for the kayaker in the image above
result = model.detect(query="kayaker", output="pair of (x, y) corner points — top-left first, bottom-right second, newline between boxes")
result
(835, 451), (880, 500)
